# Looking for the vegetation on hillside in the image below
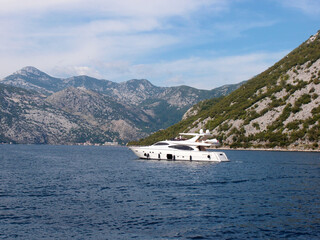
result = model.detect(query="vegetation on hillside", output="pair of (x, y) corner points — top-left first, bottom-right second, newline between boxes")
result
(129, 31), (320, 150)
(128, 97), (223, 145)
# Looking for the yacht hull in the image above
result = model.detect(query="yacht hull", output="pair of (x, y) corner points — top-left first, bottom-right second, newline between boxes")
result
(129, 146), (229, 162)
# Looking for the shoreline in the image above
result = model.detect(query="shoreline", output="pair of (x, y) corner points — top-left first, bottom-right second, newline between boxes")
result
(215, 147), (320, 153)
(1, 143), (319, 153)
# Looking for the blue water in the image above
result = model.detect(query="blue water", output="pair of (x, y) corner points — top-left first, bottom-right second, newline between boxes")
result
(0, 145), (319, 239)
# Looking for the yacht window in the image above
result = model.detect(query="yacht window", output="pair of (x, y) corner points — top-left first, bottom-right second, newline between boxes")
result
(153, 142), (169, 146)
(169, 145), (194, 150)
(198, 146), (206, 151)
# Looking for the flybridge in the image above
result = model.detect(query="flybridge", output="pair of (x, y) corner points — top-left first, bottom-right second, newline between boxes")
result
(179, 128), (210, 136)
(177, 129), (220, 147)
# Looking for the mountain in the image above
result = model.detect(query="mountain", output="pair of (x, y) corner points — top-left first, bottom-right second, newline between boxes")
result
(130, 31), (320, 151)
(0, 83), (80, 144)
(2, 68), (242, 108)
(46, 87), (151, 142)
(0, 67), (242, 144)
(2, 66), (65, 94)
(0, 83), (150, 144)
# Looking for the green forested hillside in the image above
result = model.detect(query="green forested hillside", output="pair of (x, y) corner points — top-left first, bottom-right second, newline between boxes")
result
(130, 31), (320, 150)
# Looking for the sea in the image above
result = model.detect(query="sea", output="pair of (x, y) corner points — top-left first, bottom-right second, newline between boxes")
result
(0, 145), (319, 239)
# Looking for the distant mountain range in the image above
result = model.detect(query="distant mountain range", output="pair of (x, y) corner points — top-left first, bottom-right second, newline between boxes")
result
(131, 31), (320, 151)
(0, 67), (243, 144)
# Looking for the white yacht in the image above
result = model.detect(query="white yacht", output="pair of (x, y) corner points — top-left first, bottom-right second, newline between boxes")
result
(129, 130), (229, 162)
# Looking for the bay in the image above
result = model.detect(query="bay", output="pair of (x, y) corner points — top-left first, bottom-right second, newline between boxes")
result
(0, 145), (319, 239)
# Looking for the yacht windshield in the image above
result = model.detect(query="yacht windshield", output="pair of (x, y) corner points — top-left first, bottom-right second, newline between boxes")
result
(153, 142), (169, 146)
(168, 145), (194, 150)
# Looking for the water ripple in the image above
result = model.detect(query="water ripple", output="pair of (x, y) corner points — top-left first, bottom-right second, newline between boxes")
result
(0, 145), (319, 239)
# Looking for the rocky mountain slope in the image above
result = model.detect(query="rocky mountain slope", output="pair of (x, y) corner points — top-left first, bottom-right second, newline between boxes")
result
(2, 67), (241, 108)
(46, 87), (151, 141)
(0, 83), (152, 144)
(0, 83), (79, 144)
(131, 31), (320, 151)
(0, 68), (242, 144)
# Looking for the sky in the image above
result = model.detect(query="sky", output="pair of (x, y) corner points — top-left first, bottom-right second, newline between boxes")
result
(0, 0), (319, 89)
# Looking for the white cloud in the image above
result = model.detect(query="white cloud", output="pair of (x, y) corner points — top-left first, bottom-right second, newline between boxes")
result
(282, 0), (320, 16)
(68, 51), (287, 89)
(51, 66), (102, 79)
(213, 20), (277, 39)
(0, 0), (305, 90)
(0, 0), (218, 17)
(79, 18), (162, 34)
(0, 0), (228, 78)
(146, 51), (288, 89)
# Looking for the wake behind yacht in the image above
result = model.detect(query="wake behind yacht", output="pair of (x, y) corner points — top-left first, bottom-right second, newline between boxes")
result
(129, 130), (228, 162)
